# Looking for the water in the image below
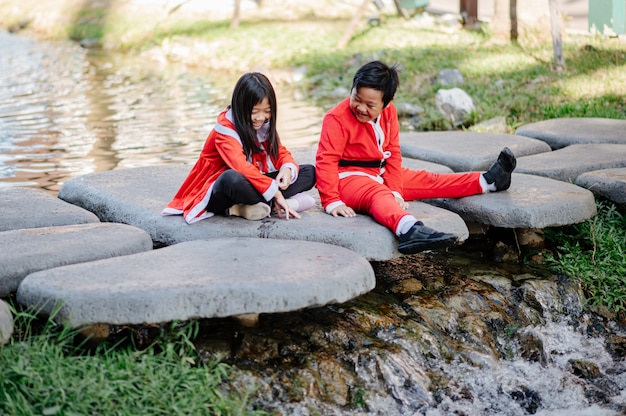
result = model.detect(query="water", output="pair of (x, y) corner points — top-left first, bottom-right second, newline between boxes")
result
(2, 30), (625, 415)
(0, 30), (322, 194)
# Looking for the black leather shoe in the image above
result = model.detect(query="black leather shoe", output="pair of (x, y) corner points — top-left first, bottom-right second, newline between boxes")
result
(398, 222), (457, 254)
(484, 147), (516, 191)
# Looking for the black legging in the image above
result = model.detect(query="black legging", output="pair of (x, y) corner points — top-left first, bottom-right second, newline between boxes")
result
(205, 164), (316, 215)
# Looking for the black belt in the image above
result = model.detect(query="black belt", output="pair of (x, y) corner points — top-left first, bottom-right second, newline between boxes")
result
(339, 159), (386, 168)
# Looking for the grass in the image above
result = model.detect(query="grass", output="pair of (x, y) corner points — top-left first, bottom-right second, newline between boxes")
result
(544, 201), (626, 315)
(0, 304), (263, 416)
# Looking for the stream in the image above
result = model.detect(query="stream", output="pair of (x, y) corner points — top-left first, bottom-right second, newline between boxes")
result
(1, 30), (624, 415)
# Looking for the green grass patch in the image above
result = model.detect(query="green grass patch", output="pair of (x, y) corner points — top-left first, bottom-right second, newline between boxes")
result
(544, 201), (626, 314)
(0, 305), (263, 416)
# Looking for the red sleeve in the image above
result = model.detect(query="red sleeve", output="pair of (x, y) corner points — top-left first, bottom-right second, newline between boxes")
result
(273, 142), (298, 173)
(315, 113), (347, 209)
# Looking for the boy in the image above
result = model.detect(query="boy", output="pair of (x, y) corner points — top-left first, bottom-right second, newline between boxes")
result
(315, 61), (516, 254)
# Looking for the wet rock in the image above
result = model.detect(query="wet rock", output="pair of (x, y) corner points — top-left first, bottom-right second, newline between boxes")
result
(605, 334), (626, 359)
(569, 358), (602, 380)
(492, 240), (519, 263)
(237, 334), (280, 362)
(315, 358), (354, 406)
(516, 228), (545, 249)
(510, 386), (542, 414)
(519, 328), (548, 365)
(390, 278), (423, 294)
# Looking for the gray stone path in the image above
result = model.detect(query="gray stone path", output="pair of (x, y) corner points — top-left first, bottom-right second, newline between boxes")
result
(515, 117), (626, 149)
(3, 117), (625, 332)
(426, 173), (596, 228)
(1, 187), (99, 231)
(57, 164), (470, 261)
(17, 238), (376, 327)
(515, 143), (626, 182)
(0, 223), (153, 297)
(400, 131), (552, 171)
(576, 168), (626, 208)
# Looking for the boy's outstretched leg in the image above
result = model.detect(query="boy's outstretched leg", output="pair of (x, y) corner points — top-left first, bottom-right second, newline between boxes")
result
(483, 147), (517, 192)
(398, 221), (457, 254)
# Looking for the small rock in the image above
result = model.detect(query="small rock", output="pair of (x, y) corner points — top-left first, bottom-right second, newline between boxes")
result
(435, 87), (475, 126)
(437, 68), (465, 86)
(0, 300), (14, 345)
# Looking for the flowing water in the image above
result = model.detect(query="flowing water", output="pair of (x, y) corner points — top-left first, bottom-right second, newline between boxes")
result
(1, 30), (625, 415)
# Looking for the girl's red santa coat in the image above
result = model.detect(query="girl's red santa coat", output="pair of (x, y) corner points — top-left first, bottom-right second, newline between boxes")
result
(162, 109), (298, 224)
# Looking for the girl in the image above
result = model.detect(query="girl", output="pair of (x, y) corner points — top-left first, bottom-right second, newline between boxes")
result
(162, 72), (316, 224)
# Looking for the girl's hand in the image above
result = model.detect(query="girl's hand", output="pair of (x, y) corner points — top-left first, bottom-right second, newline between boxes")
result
(276, 168), (292, 190)
(330, 203), (355, 218)
(396, 196), (409, 210)
(274, 191), (300, 220)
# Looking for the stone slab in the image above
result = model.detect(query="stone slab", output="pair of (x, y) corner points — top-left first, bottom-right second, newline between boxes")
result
(515, 144), (626, 182)
(399, 131), (552, 172)
(0, 223), (154, 297)
(0, 187), (100, 232)
(576, 168), (626, 206)
(425, 173), (597, 228)
(57, 165), (470, 261)
(17, 238), (377, 327)
(515, 117), (626, 149)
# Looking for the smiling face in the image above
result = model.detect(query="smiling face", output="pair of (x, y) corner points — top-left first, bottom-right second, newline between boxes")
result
(251, 97), (272, 130)
(349, 86), (386, 123)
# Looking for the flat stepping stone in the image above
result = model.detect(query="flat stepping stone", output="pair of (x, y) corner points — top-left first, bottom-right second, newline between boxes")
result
(400, 131), (551, 171)
(515, 143), (626, 182)
(0, 187), (99, 232)
(515, 117), (626, 149)
(576, 168), (626, 207)
(0, 223), (153, 297)
(425, 173), (597, 228)
(17, 238), (376, 327)
(57, 165), (469, 261)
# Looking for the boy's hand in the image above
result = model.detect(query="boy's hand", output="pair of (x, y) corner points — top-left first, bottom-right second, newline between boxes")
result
(330, 204), (356, 218)
(276, 168), (292, 190)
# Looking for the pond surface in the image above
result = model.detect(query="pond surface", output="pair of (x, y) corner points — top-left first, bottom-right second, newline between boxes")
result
(2, 29), (625, 416)
(0, 30), (322, 194)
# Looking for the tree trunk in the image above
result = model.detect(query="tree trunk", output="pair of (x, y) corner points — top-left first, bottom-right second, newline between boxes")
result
(460, 0), (478, 27)
(549, 0), (565, 71)
(338, 0), (371, 48)
(231, 0), (241, 29)
(510, 0), (518, 41)
(491, 0), (510, 40)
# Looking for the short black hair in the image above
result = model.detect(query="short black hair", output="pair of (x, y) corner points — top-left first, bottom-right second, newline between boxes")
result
(351, 61), (399, 107)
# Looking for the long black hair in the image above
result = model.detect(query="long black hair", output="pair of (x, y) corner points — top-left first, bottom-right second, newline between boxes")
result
(230, 72), (280, 160)
(352, 61), (399, 107)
